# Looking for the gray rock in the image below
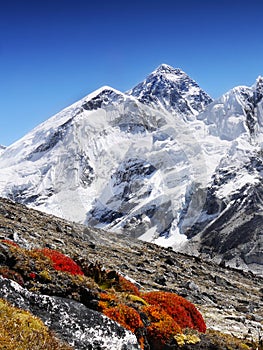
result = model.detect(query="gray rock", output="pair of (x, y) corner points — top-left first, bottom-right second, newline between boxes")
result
(186, 281), (200, 292)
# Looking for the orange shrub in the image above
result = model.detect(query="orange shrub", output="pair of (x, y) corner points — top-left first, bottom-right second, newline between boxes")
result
(103, 303), (143, 333)
(142, 304), (182, 346)
(143, 291), (206, 333)
(98, 292), (118, 310)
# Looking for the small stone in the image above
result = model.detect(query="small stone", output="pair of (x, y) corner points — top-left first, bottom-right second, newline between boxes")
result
(88, 242), (96, 249)
(215, 275), (228, 287)
(56, 224), (63, 233)
(164, 257), (175, 266)
(119, 264), (129, 270)
(154, 275), (166, 286)
(186, 281), (200, 292)
(235, 305), (248, 313)
(250, 314), (263, 322)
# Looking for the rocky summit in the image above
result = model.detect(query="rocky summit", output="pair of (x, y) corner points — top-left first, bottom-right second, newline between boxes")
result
(0, 197), (262, 349)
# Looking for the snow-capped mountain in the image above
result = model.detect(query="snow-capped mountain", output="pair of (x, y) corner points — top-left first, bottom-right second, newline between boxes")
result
(180, 78), (263, 274)
(0, 64), (262, 274)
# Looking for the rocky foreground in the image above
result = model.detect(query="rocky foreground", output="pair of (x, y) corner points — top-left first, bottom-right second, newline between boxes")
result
(0, 197), (262, 349)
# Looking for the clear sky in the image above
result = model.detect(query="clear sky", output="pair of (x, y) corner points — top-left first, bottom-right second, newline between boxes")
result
(1, 0), (263, 146)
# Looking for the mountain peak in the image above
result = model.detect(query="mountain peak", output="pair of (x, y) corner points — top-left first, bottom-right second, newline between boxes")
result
(128, 64), (212, 117)
(85, 85), (122, 100)
(153, 63), (184, 75)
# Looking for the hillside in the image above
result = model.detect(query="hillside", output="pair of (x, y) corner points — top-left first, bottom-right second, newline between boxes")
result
(0, 197), (262, 349)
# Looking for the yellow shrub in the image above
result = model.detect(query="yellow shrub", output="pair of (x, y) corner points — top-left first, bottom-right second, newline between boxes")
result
(39, 269), (52, 281)
(0, 298), (72, 350)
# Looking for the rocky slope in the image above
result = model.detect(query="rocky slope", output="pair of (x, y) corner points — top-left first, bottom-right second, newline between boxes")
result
(0, 197), (262, 349)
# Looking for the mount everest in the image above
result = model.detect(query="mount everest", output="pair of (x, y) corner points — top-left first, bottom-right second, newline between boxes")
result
(0, 64), (262, 275)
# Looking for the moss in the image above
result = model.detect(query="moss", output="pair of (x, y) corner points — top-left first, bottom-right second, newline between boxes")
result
(0, 298), (72, 350)
(116, 275), (140, 296)
(98, 276), (208, 349)
(0, 243), (212, 349)
(0, 266), (24, 285)
(1, 239), (19, 247)
(174, 332), (201, 347)
(98, 292), (118, 310)
(7, 245), (53, 279)
(201, 329), (255, 350)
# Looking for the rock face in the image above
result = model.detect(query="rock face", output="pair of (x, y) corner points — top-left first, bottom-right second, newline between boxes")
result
(0, 197), (262, 344)
(182, 180), (263, 275)
(0, 64), (262, 276)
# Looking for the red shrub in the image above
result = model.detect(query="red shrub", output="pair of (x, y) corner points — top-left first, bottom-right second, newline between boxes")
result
(39, 248), (84, 276)
(143, 291), (206, 333)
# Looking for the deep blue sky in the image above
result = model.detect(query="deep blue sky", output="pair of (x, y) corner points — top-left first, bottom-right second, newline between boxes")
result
(1, 0), (263, 146)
